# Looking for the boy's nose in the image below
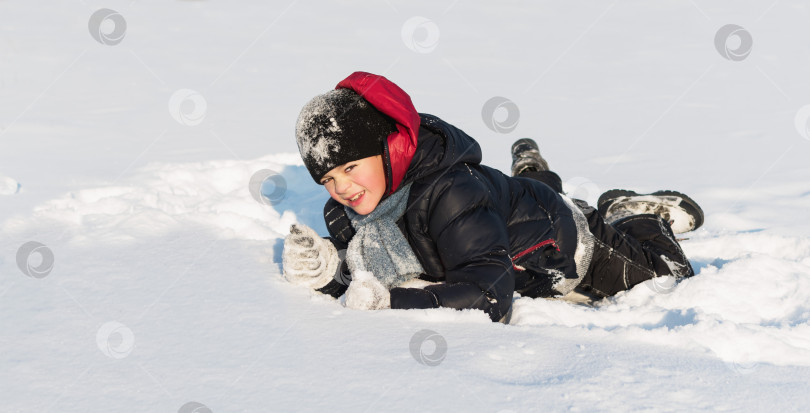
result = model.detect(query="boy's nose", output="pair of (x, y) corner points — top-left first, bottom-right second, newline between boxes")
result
(334, 177), (351, 194)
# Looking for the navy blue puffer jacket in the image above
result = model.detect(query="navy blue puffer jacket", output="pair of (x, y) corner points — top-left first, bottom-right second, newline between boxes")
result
(325, 114), (582, 322)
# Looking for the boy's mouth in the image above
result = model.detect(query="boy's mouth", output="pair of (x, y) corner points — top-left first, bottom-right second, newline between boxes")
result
(346, 190), (365, 206)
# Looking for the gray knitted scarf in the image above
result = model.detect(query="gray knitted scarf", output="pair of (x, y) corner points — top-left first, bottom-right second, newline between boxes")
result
(345, 182), (424, 288)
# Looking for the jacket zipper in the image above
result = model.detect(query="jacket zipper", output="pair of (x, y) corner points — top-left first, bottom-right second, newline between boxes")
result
(510, 239), (559, 271)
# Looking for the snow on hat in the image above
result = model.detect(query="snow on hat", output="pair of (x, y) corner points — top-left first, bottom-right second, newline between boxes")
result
(295, 88), (397, 183)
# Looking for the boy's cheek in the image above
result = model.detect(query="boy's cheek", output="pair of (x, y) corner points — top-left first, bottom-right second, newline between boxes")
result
(328, 191), (346, 205)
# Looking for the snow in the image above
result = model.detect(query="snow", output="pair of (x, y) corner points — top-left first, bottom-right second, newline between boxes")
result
(343, 270), (392, 311)
(3, 0), (810, 412)
(295, 89), (349, 167)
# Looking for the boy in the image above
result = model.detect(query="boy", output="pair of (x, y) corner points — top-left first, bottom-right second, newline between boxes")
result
(282, 71), (703, 323)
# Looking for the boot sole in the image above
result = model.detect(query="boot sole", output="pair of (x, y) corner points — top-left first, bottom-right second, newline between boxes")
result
(510, 138), (548, 176)
(597, 189), (704, 233)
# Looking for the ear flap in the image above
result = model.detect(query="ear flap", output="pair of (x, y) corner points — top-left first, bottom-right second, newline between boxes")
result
(336, 71), (421, 194)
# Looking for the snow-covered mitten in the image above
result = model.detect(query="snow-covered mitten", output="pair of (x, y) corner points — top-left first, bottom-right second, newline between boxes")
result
(282, 224), (339, 289)
(344, 270), (391, 310)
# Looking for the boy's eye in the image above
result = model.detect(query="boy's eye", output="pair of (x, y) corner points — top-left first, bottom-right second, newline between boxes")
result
(344, 165), (355, 173)
(320, 177), (332, 185)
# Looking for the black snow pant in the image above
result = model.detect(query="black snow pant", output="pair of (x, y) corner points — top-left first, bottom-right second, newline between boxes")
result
(519, 170), (695, 297)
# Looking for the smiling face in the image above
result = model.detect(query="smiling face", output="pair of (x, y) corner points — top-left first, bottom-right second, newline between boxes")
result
(320, 155), (387, 215)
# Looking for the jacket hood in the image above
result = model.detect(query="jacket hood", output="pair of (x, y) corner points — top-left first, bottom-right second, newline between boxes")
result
(402, 114), (482, 186)
(335, 71), (420, 195)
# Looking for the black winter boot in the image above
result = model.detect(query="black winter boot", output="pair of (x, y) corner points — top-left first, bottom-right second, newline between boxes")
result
(597, 189), (704, 234)
(511, 138), (549, 176)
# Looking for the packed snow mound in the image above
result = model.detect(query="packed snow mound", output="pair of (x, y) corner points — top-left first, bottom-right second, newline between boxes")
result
(4, 154), (810, 373)
(512, 230), (810, 368)
(2, 153), (321, 245)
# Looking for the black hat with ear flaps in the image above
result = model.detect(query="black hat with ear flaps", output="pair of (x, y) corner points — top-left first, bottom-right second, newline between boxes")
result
(295, 88), (397, 183)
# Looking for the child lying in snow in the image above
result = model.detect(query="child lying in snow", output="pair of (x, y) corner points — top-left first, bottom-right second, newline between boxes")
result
(282, 71), (704, 323)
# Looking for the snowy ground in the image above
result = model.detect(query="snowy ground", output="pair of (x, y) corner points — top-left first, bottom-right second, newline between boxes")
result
(2, 1), (810, 412)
